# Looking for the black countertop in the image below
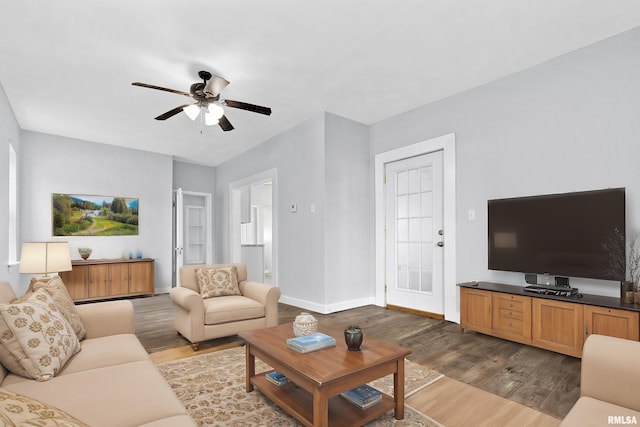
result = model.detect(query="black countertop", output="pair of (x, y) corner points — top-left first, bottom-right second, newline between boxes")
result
(458, 281), (640, 313)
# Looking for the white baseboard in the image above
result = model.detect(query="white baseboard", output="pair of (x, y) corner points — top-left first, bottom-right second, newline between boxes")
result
(278, 295), (377, 314)
(155, 286), (172, 295)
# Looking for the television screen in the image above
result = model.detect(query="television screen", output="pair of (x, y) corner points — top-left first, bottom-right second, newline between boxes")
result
(488, 188), (625, 281)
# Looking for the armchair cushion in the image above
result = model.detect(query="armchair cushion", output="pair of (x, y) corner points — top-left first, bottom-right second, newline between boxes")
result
(195, 267), (241, 298)
(203, 296), (265, 325)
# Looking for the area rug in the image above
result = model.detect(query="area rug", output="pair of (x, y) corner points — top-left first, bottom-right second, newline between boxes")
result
(157, 346), (444, 427)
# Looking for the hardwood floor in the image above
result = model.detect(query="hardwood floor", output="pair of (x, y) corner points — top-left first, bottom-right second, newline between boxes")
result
(132, 294), (578, 423)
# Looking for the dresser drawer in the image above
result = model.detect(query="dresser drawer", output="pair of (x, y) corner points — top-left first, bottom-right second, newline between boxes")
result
(494, 316), (525, 334)
(491, 292), (532, 345)
(495, 295), (526, 313)
(497, 307), (524, 321)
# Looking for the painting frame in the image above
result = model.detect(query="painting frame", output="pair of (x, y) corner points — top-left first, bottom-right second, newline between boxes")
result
(52, 193), (139, 236)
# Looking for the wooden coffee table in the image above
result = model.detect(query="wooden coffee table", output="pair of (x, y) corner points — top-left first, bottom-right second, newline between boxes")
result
(239, 323), (411, 427)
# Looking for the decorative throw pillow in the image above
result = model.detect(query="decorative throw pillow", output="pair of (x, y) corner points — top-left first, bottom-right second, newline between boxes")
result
(28, 276), (86, 340)
(0, 389), (89, 426)
(0, 289), (81, 381)
(195, 267), (241, 298)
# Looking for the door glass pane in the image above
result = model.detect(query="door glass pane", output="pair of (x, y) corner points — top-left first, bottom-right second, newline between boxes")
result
(421, 218), (432, 242)
(408, 169), (420, 194)
(397, 268), (408, 290)
(397, 219), (408, 242)
(421, 192), (433, 216)
(421, 166), (433, 191)
(409, 218), (420, 242)
(397, 243), (408, 267)
(409, 243), (420, 268)
(397, 171), (408, 195)
(421, 269), (433, 293)
(409, 194), (420, 217)
(409, 269), (420, 290)
(397, 195), (408, 218)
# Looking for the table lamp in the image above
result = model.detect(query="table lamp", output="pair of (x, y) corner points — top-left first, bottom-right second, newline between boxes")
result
(19, 242), (72, 277)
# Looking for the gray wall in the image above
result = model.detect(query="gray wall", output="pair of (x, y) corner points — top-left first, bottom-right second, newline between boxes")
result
(0, 82), (21, 287)
(370, 26), (640, 298)
(216, 114), (327, 309)
(20, 132), (174, 294)
(215, 112), (371, 312)
(173, 160), (216, 195)
(323, 113), (371, 307)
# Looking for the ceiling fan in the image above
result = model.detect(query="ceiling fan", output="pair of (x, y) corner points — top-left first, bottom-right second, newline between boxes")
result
(132, 70), (271, 132)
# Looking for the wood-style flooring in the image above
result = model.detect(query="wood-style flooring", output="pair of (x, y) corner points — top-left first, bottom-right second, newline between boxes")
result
(132, 294), (578, 424)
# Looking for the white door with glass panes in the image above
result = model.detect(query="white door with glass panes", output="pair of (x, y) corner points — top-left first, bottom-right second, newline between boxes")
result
(385, 151), (444, 314)
(174, 189), (212, 287)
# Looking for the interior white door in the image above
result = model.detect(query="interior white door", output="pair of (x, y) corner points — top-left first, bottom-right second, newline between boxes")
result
(174, 189), (213, 287)
(385, 151), (444, 314)
(174, 188), (184, 286)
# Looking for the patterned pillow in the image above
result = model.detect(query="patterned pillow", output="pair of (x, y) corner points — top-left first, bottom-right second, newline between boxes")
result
(195, 267), (241, 298)
(0, 289), (81, 381)
(0, 389), (88, 426)
(28, 276), (86, 340)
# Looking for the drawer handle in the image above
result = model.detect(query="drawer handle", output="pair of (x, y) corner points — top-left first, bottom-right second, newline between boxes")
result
(509, 311), (513, 315)
(508, 322), (513, 327)
(509, 303), (513, 307)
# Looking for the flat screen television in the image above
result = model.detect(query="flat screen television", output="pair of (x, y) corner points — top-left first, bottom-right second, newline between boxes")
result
(488, 188), (625, 281)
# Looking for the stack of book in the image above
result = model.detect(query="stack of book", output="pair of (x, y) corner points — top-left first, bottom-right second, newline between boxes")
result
(265, 371), (289, 386)
(286, 332), (336, 353)
(340, 385), (383, 409)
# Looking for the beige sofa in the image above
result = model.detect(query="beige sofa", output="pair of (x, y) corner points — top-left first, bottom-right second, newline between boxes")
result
(170, 264), (280, 350)
(0, 280), (195, 427)
(560, 334), (640, 426)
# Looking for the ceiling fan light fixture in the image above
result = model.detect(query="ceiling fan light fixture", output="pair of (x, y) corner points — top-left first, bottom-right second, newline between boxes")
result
(183, 104), (200, 121)
(204, 112), (219, 126)
(208, 103), (224, 120)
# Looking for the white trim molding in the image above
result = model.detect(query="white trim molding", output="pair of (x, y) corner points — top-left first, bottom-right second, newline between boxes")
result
(374, 133), (458, 323)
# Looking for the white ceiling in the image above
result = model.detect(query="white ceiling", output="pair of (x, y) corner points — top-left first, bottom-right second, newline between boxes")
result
(1, 1), (640, 167)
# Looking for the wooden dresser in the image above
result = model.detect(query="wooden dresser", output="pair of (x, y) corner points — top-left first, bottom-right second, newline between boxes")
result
(60, 258), (155, 302)
(460, 281), (640, 358)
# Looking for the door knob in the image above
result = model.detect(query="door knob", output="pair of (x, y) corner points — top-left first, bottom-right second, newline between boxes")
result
(437, 241), (444, 247)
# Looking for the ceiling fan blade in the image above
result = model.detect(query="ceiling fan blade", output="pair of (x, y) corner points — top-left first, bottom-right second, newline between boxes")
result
(132, 82), (191, 97)
(154, 104), (192, 120)
(224, 99), (272, 116)
(203, 75), (230, 98)
(218, 115), (234, 132)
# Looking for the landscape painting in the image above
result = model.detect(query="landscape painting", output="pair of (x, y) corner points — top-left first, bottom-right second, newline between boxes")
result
(52, 193), (139, 236)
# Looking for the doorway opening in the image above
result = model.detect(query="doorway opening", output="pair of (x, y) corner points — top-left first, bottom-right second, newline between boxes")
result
(230, 169), (278, 285)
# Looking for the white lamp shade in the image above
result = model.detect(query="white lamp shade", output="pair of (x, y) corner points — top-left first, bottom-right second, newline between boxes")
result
(208, 103), (224, 119)
(183, 104), (201, 121)
(204, 112), (219, 126)
(19, 242), (72, 275)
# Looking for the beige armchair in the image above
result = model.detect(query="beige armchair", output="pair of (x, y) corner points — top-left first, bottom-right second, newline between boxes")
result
(170, 263), (281, 350)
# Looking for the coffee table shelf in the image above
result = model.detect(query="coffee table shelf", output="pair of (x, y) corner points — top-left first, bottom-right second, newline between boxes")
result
(251, 374), (395, 427)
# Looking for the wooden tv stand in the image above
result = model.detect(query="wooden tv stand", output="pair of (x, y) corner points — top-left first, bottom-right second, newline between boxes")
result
(459, 281), (640, 358)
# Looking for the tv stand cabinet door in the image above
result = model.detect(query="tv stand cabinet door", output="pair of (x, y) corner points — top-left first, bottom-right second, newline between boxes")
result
(460, 288), (492, 335)
(584, 305), (640, 341)
(532, 298), (584, 357)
